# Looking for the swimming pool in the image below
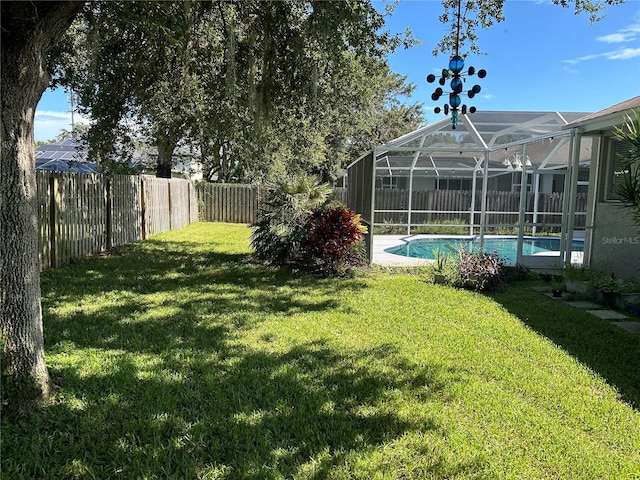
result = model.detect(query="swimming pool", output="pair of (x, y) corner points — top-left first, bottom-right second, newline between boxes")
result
(384, 236), (584, 264)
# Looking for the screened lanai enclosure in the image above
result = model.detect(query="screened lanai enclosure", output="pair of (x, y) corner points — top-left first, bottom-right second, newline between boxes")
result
(346, 110), (594, 269)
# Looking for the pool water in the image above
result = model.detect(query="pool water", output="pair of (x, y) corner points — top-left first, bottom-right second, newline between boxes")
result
(385, 237), (584, 264)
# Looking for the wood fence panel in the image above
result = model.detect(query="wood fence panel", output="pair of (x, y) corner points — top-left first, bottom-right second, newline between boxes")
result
(575, 193), (587, 228)
(198, 184), (212, 221)
(368, 188), (586, 232)
(538, 192), (562, 229)
(169, 179), (190, 230)
(411, 190), (428, 224)
(111, 175), (142, 246)
(33, 172), (196, 271)
(193, 183), (586, 234)
(36, 172), (52, 270)
(486, 191), (518, 226)
(143, 177), (171, 236)
(54, 173), (107, 267)
(197, 184), (260, 224)
(373, 188), (409, 224)
(333, 187), (348, 205)
(56, 173), (72, 266)
(189, 183), (199, 224)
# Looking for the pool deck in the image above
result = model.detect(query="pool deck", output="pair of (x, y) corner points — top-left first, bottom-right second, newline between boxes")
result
(372, 235), (439, 266)
(372, 234), (584, 267)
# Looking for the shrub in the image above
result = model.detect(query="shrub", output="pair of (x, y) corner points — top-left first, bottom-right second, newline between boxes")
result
(592, 274), (640, 294)
(455, 249), (505, 291)
(250, 176), (368, 277)
(501, 263), (533, 283)
(251, 175), (332, 263)
(562, 264), (595, 282)
(301, 207), (367, 276)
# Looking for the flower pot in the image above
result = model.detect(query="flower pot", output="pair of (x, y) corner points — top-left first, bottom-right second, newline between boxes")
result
(597, 291), (617, 307)
(597, 291), (640, 310)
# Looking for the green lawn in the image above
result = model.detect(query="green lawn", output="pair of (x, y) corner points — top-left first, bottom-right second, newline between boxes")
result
(2, 222), (639, 479)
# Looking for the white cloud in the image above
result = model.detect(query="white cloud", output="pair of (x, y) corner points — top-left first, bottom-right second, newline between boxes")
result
(36, 110), (70, 120)
(563, 46), (640, 65)
(596, 20), (640, 43)
(597, 32), (636, 43)
(34, 110), (89, 142)
(562, 53), (600, 65)
(578, 19), (640, 70)
(606, 47), (640, 60)
(562, 65), (580, 75)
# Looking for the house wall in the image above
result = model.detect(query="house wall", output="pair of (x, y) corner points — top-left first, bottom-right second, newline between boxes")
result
(411, 176), (434, 190)
(590, 204), (640, 281)
(588, 135), (640, 281)
(540, 174), (554, 193)
(491, 173), (512, 191)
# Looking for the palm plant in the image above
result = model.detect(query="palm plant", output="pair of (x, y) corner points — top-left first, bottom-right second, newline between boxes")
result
(251, 174), (332, 263)
(613, 110), (640, 227)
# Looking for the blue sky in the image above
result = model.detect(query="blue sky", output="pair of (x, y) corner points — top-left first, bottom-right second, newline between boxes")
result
(380, 0), (640, 125)
(34, 0), (640, 141)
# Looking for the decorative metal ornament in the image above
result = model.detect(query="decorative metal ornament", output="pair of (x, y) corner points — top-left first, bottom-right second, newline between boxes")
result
(427, 0), (487, 129)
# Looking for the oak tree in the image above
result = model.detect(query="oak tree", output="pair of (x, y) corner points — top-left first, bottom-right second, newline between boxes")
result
(1, 1), (83, 409)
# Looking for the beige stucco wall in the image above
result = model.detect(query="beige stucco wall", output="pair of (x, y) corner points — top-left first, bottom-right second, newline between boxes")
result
(588, 135), (640, 281)
(590, 203), (640, 281)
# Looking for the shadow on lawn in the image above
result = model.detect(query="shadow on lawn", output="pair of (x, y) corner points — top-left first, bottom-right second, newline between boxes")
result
(39, 238), (363, 354)
(2, 236), (482, 477)
(491, 285), (640, 409)
(5, 340), (454, 478)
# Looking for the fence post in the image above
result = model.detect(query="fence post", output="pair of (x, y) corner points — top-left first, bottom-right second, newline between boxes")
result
(187, 182), (191, 225)
(106, 177), (112, 250)
(140, 176), (147, 240)
(168, 180), (172, 230)
(48, 175), (58, 268)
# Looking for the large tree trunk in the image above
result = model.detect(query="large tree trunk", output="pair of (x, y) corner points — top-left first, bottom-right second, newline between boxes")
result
(156, 135), (176, 178)
(1, 1), (82, 409)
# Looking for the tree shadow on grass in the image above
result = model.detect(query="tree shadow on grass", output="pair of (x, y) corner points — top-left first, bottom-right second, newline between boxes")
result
(491, 285), (640, 409)
(2, 233), (484, 478)
(0, 339), (480, 478)
(39, 238), (365, 355)
(42, 237), (366, 312)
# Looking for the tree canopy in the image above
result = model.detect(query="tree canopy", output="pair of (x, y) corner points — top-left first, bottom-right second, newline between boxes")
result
(56, 0), (423, 182)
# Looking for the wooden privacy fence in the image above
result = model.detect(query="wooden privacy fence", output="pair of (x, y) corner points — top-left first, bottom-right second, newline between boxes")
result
(373, 188), (588, 230)
(196, 183), (585, 231)
(196, 184), (350, 224)
(197, 183), (263, 224)
(36, 172), (198, 270)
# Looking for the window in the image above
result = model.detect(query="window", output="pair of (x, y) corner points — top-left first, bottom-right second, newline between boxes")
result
(605, 137), (632, 201)
(381, 176), (398, 189)
(436, 178), (472, 191)
(511, 172), (532, 192)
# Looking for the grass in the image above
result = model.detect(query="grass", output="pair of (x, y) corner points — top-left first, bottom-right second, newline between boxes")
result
(2, 222), (640, 479)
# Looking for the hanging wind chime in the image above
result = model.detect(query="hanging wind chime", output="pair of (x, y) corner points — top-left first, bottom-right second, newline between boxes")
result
(427, 0), (486, 129)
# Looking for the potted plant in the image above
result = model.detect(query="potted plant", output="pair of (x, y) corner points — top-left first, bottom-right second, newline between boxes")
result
(550, 281), (564, 298)
(593, 274), (640, 310)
